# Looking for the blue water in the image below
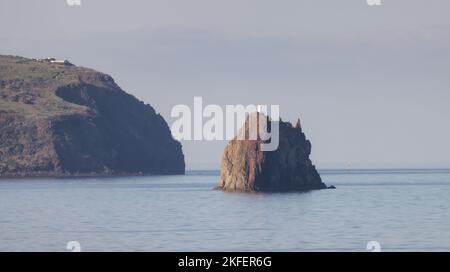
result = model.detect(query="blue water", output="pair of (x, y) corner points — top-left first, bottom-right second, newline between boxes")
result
(0, 169), (450, 252)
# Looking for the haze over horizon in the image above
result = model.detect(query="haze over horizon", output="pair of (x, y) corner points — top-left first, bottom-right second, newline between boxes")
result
(1, 0), (450, 169)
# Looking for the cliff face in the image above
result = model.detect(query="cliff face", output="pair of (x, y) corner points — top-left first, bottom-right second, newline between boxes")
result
(0, 55), (184, 177)
(219, 114), (327, 192)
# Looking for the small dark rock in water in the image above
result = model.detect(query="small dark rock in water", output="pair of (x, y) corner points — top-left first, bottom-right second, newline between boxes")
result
(0, 55), (185, 177)
(219, 113), (329, 192)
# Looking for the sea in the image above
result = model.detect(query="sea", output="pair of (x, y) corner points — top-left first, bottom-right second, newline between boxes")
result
(0, 169), (449, 252)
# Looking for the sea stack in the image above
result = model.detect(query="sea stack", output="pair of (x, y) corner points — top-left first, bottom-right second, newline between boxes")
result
(219, 113), (328, 192)
(0, 55), (185, 177)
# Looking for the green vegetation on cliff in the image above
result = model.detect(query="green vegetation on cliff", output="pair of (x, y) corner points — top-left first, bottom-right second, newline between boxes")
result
(0, 55), (185, 177)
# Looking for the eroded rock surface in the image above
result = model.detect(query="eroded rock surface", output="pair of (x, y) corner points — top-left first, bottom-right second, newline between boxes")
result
(219, 114), (327, 192)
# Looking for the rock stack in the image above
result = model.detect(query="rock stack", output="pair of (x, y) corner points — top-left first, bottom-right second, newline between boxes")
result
(219, 113), (329, 192)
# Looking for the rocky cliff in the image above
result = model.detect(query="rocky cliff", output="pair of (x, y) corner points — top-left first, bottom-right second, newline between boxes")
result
(219, 114), (328, 192)
(0, 55), (184, 177)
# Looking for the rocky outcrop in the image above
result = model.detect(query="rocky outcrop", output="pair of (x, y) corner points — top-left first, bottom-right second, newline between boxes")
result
(0, 55), (184, 177)
(219, 113), (329, 192)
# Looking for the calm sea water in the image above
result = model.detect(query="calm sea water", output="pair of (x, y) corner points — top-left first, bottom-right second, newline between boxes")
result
(0, 169), (449, 252)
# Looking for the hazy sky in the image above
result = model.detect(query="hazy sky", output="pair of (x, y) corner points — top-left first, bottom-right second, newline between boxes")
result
(1, 0), (450, 169)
